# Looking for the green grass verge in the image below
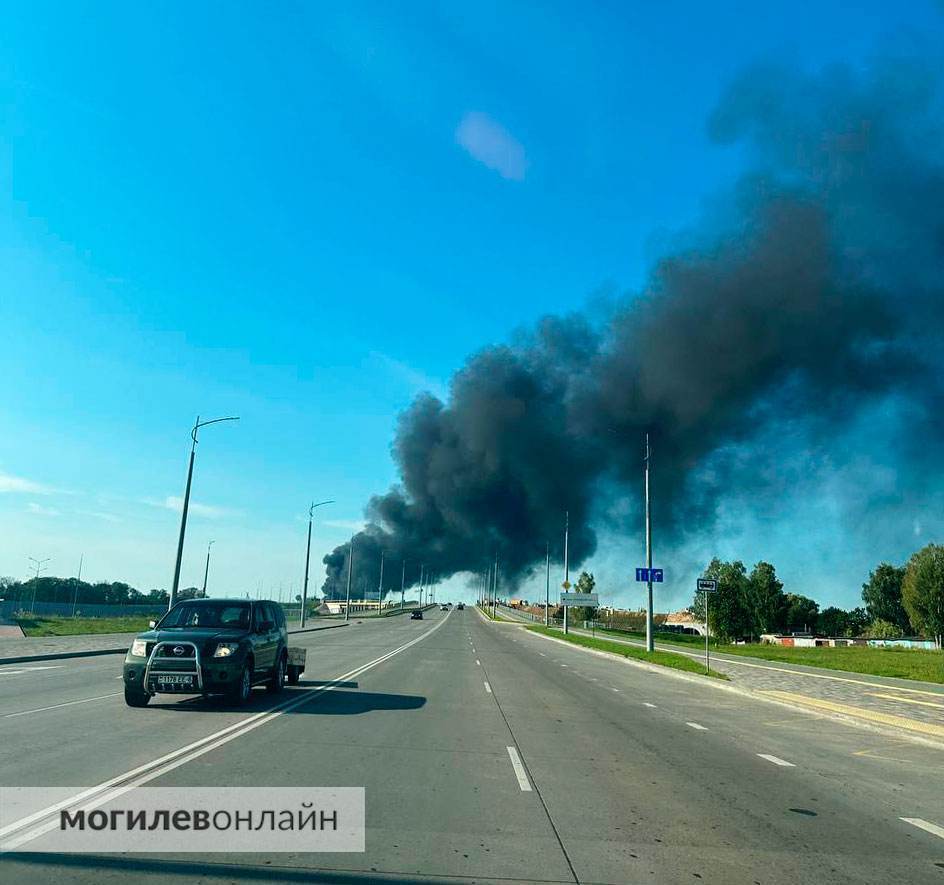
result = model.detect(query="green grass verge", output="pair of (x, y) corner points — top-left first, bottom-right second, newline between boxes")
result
(527, 625), (727, 679)
(477, 605), (508, 621)
(707, 642), (944, 683)
(15, 615), (155, 637)
(593, 626), (942, 684)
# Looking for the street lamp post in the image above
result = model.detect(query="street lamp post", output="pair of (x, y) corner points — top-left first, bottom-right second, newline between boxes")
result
(169, 415), (239, 610)
(545, 541), (550, 627)
(301, 500), (334, 627)
(27, 556), (50, 614)
(201, 540), (215, 597)
(377, 551), (385, 613)
(400, 560), (406, 609)
(644, 433), (654, 653)
(344, 535), (356, 621)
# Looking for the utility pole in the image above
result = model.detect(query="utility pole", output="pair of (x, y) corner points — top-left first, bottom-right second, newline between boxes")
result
(344, 535), (355, 621)
(301, 500), (333, 627)
(71, 554), (84, 618)
(201, 540), (215, 597)
(400, 560), (406, 609)
(170, 415), (239, 610)
(545, 541), (550, 627)
(492, 552), (499, 617)
(27, 556), (50, 614)
(378, 551), (385, 612)
(645, 432), (654, 653)
(563, 510), (570, 635)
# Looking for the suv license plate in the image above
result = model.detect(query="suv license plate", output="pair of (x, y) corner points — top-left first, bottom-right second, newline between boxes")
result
(157, 675), (194, 686)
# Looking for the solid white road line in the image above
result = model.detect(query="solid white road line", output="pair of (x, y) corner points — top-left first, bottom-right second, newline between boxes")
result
(0, 611), (453, 850)
(757, 753), (795, 767)
(686, 722), (708, 731)
(5, 693), (122, 718)
(643, 702), (657, 708)
(506, 746), (532, 792)
(900, 817), (944, 840)
(484, 681), (492, 693)
(0, 666), (64, 677)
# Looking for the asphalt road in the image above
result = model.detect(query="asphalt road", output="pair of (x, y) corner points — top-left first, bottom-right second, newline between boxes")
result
(1, 607), (942, 883)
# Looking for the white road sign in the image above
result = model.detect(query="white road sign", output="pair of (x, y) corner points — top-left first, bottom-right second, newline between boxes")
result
(560, 592), (599, 606)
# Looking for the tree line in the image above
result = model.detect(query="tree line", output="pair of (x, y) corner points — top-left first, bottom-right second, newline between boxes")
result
(0, 576), (204, 609)
(689, 543), (944, 645)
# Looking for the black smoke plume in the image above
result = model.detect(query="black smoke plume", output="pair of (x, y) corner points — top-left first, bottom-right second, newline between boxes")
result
(322, 55), (944, 598)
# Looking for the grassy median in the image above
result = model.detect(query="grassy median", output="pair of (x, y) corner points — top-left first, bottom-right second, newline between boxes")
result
(592, 626), (943, 684)
(527, 625), (727, 679)
(15, 615), (154, 637)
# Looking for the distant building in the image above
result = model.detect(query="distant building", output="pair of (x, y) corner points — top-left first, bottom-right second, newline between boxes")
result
(663, 609), (706, 636)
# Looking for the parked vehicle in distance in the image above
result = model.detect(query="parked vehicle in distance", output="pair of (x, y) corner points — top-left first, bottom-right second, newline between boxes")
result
(411, 609), (424, 620)
(123, 598), (304, 707)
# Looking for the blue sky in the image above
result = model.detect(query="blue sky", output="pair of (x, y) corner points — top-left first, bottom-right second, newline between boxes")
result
(2, 1), (943, 608)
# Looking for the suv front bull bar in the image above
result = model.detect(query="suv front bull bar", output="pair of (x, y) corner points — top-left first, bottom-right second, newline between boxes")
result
(143, 640), (204, 692)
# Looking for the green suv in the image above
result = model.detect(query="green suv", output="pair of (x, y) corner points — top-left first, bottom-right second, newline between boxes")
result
(123, 598), (289, 707)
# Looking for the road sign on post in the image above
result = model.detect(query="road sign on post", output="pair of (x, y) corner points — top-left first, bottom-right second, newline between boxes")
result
(560, 592), (599, 607)
(696, 579), (717, 673)
(636, 568), (663, 582)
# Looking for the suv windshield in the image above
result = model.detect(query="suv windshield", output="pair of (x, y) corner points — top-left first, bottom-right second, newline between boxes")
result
(158, 602), (251, 630)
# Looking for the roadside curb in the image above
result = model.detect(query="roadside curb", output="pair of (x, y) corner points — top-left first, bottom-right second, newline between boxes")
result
(523, 626), (944, 753)
(0, 621), (350, 666)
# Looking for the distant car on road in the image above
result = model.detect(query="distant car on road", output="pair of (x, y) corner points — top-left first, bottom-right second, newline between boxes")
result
(122, 598), (303, 707)
(411, 609), (424, 620)
(457, 603), (464, 610)
(441, 604), (448, 611)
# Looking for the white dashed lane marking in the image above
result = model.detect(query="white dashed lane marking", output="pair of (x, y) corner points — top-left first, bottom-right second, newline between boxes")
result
(506, 747), (532, 792)
(484, 681), (492, 694)
(900, 818), (944, 840)
(686, 722), (708, 731)
(757, 754), (795, 767)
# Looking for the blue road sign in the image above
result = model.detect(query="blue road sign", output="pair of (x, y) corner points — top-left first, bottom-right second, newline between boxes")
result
(636, 567), (663, 583)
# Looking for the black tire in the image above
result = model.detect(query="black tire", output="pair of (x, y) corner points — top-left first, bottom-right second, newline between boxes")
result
(268, 652), (286, 694)
(287, 665), (301, 685)
(229, 661), (253, 706)
(124, 686), (150, 707)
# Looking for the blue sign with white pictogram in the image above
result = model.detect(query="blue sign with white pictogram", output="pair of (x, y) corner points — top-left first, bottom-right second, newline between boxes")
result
(636, 568), (664, 582)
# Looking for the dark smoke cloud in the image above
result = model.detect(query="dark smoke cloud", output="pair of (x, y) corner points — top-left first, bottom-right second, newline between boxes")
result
(322, 54), (944, 598)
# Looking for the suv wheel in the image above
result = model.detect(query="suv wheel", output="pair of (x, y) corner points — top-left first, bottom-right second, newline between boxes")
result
(124, 686), (150, 707)
(229, 662), (253, 705)
(268, 652), (286, 694)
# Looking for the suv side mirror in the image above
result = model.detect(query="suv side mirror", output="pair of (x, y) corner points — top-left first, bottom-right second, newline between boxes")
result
(148, 620), (157, 629)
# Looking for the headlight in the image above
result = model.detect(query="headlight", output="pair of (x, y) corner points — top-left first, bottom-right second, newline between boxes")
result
(213, 642), (239, 658)
(130, 639), (148, 657)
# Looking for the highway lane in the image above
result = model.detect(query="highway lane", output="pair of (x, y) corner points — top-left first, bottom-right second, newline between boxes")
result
(0, 616), (426, 789)
(2, 607), (942, 883)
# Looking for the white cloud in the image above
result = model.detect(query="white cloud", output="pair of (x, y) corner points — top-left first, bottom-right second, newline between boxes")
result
(0, 471), (56, 495)
(142, 496), (237, 520)
(367, 351), (448, 400)
(455, 111), (528, 181)
(323, 519), (367, 533)
(26, 502), (60, 517)
(78, 510), (121, 523)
